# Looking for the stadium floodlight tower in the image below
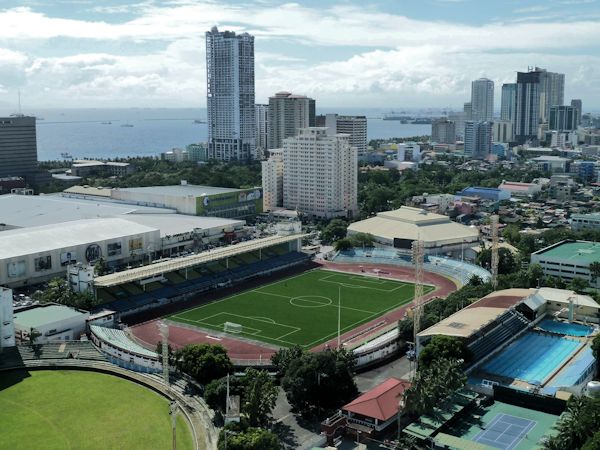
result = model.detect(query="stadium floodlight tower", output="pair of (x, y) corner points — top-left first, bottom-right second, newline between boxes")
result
(490, 214), (500, 289)
(411, 239), (425, 358)
(159, 321), (170, 391)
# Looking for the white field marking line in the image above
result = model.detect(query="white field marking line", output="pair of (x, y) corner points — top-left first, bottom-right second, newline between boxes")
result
(348, 275), (388, 285)
(256, 289), (377, 314)
(275, 328), (301, 340)
(318, 276), (407, 293)
(221, 312), (301, 332)
(294, 292), (415, 349)
(252, 289), (291, 299)
(249, 316), (276, 323)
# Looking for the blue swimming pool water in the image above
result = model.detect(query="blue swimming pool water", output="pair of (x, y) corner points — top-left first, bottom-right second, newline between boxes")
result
(538, 319), (593, 337)
(483, 332), (582, 383)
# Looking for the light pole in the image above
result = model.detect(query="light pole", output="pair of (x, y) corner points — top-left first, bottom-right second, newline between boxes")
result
(169, 400), (178, 450)
(337, 285), (341, 349)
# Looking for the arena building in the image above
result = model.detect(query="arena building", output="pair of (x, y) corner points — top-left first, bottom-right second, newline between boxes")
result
(347, 206), (479, 257)
(531, 240), (600, 289)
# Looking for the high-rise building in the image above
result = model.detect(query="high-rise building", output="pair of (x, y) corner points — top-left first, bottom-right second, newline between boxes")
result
(464, 121), (492, 160)
(448, 111), (466, 140)
(261, 149), (284, 211)
(500, 83), (517, 123)
(492, 120), (513, 143)
(0, 287), (15, 348)
(255, 104), (269, 159)
(283, 128), (357, 218)
(268, 91), (315, 149)
(470, 78), (494, 121)
(549, 105), (578, 131)
(206, 27), (255, 161)
(463, 102), (472, 121)
(431, 118), (456, 144)
(538, 68), (565, 122)
(324, 114), (368, 155)
(571, 99), (582, 126)
(0, 116), (39, 180)
(515, 70), (542, 144)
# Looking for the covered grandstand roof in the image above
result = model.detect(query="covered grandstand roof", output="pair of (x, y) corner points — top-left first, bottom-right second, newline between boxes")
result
(94, 233), (306, 287)
(537, 287), (599, 309)
(90, 325), (157, 358)
(418, 289), (531, 339)
(347, 206), (478, 247)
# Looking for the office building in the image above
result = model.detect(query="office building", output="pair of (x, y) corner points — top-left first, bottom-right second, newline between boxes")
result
(282, 128), (357, 218)
(255, 104), (269, 159)
(463, 102), (472, 121)
(549, 105), (578, 131)
(464, 121), (492, 160)
(431, 118), (456, 144)
(206, 27), (256, 161)
(0, 287), (15, 348)
(261, 149), (284, 211)
(268, 91), (315, 149)
(571, 99), (582, 125)
(515, 70), (542, 144)
(470, 78), (494, 121)
(539, 68), (565, 122)
(492, 120), (513, 143)
(500, 83), (517, 123)
(531, 240), (600, 288)
(397, 143), (421, 162)
(324, 114), (368, 154)
(448, 111), (466, 139)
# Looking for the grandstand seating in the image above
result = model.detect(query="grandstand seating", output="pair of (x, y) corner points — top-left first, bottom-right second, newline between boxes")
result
(0, 342), (106, 368)
(468, 310), (530, 363)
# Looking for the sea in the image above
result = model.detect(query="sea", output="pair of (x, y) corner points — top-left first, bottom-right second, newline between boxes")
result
(28, 108), (434, 161)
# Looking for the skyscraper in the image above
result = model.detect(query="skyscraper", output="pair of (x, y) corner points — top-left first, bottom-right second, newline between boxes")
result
(538, 68), (565, 122)
(515, 70), (542, 144)
(470, 78), (494, 121)
(324, 114), (368, 155)
(571, 99), (582, 125)
(500, 83), (517, 123)
(549, 106), (578, 131)
(255, 104), (269, 158)
(0, 116), (39, 180)
(206, 27), (255, 161)
(431, 118), (456, 144)
(283, 128), (357, 218)
(268, 92), (315, 149)
(464, 121), (492, 160)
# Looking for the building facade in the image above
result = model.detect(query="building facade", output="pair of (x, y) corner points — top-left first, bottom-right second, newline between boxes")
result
(571, 99), (583, 125)
(13, 304), (89, 344)
(283, 128), (357, 218)
(515, 70), (542, 144)
(531, 240), (600, 288)
(539, 68), (565, 122)
(206, 27), (256, 161)
(492, 120), (513, 143)
(255, 103), (269, 159)
(571, 213), (600, 231)
(268, 91), (315, 149)
(500, 83), (517, 123)
(0, 287), (15, 348)
(464, 121), (492, 159)
(470, 78), (494, 121)
(549, 105), (578, 131)
(0, 116), (40, 182)
(325, 114), (368, 155)
(431, 118), (456, 144)
(261, 149), (284, 211)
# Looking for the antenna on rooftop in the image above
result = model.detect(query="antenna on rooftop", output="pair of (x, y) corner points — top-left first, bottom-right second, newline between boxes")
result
(491, 214), (499, 289)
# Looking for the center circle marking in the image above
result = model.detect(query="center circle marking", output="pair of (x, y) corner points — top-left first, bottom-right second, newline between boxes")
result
(290, 296), (332, 308)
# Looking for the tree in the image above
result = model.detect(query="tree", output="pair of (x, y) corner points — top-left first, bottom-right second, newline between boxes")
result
(174, 344), (233, 385)
(418, 335), (471, 368)
(543, 396), (600, 450)
(592, 334), (600, 377)
(94, 258), (109, 276)
(348, 232), (375, 248)
(204, 375), (244, 413)
(320, 219), (348, 243)
(32, 277), (98, 310)
(271, 345), (304, 378)
(28, 328), (42, 347)
(476, 247), (517, 275)
(217, 426), (281, 450)
(334, 238), (353, 252)
(589, 261), (600, 285)
(242, 368), (278, 427)
(568, 277), (590, 294)
(281, 349), (357, 416)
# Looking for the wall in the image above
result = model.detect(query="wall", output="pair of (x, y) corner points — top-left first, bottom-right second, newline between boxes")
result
(0, 287), (15, 347)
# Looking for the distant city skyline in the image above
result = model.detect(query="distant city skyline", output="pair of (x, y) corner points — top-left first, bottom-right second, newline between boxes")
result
(1, 1), (600, 109)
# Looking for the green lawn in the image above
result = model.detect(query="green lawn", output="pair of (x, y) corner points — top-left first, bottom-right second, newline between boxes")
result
(170, 269), (433, 349)
(0, 370), (194, 450)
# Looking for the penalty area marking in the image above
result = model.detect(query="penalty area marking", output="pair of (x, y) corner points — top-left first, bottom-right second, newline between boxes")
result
(290, 296), (333, 308)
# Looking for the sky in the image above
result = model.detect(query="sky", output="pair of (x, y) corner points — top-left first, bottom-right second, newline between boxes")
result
(1, 0), (600, 110)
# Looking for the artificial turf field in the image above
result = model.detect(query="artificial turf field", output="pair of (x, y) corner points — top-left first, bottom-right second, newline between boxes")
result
(0, 370), (193, 450)
(169, 269), (434, 349)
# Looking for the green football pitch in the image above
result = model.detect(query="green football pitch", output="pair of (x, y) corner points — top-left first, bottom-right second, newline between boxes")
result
(169, 269), (434, 349)
(0, 370), (194, 450)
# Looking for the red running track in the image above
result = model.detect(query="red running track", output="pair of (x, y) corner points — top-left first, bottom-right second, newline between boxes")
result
(129, 261), (458, 361)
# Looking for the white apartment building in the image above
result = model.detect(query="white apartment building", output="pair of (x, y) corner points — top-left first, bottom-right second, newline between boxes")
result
(262, 149), (284, 211)
(492, 120), (514, 143)
(268, 92), (315, 149)
(255, 104), (269, 159)
(471, 78), (494, 121)
(325, 114), (368, 155)
(0, 287), (15, 348)
(283, 128), (358, 219)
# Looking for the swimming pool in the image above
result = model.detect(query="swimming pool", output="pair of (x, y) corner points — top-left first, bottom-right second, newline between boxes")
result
(538, 319), (593, 337)
(482, 332), (582, 384)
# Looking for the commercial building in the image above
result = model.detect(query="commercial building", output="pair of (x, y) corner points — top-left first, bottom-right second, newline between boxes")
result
(261, 149), (284, 211)
(206, 27), (255, 161)
(161, 144), (207, 162)
(571, 213), (600, 231)
(324, 114), (368, 155)
(431, 118), (456, 144)
(464, 121), (492, 159)
(492, 120), (513, 143)
(111, 183), (262, 218)
(70, 160), (134, 177)
(255, 103), (269, 158)
(13, 304), (89, 344)
(539, 68), (565, 122)
(548, 175), (576, 201)
(549, 105), (578, 131)
(531, 240), (600, 288)
(533, 156), (569, 173)
(571, 99), (583, 125)
(268, 91), (315, 149)
(457, 187), (511, 202)
(500, 83), (517, 123)
(470, 78), (494, 121)
(448, 111), (466, 139)
(282, 127), (357, 218)
(397, 143), (421, 162)
(497, 181), (541, 198)
(0, 287), (15, 348)
(347, 206), (479, 254)
(515, 70), (542, 144)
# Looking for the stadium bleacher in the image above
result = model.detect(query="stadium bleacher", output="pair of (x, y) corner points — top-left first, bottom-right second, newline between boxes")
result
(468, 310), (531, 362)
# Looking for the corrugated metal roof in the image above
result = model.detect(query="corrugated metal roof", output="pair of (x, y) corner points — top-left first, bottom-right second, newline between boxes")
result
(342, 378), (411, 421)
(14, 305), (88, 329)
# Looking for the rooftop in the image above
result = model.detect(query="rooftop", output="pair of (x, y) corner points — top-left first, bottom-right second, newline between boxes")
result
(123, 214), (244, 237)
(116, 184), (244, 197)
(14, 305), (88, 329)
(532, 240), (600, 265)
(342, 378), (411, 421)
(63, 186), (113, 198)
(90, 325), (157, 358)
(533, 156), (569, 161)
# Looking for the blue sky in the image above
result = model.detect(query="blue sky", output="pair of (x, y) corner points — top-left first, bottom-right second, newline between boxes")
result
(1, 0), (599, 110)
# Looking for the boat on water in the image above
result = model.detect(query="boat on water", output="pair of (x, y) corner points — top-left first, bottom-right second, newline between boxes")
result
(193, 119), (206, 124)
(120, 123), (134, 127)
(101, 121), (112, 125)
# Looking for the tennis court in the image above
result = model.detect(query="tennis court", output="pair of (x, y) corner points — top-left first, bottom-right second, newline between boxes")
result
(472, 414), (536, 450)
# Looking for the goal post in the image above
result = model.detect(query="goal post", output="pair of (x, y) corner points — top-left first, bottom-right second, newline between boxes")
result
(224, 322), (243, 334)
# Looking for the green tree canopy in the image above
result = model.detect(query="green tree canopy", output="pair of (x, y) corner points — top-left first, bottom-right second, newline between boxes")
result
(174, 344), (233, 385)
(217, 424), (281, 450)
(241, 368), (278, 427)
(271, 345), (304, 379)
(32, 278), (98, 310)
(320, 219), (348, 243)
(418, 335), (472, 368)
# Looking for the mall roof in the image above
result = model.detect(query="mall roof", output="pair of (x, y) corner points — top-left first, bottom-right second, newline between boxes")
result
(0, 194), (173, 229)
(14, 305), (88, 329)
(532, 240), (600, 265)
(94, 233), (306, 287)
(342, 378), (411, 421)
(0, 218), (157, 260)
(116, 184), (245, 197)
(348, 206), (479, 246)
(122, 214), (244, 237)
